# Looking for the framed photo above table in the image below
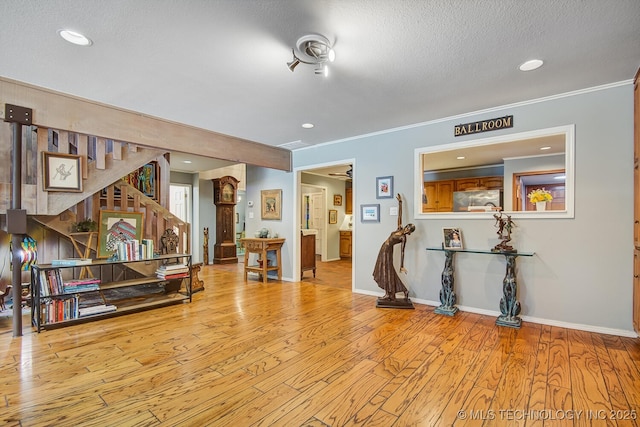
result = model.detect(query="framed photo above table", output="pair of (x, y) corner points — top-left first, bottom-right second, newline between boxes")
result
(361, 204), (380, 222)
(42, 152), (82, 192)
(376, 176), (393, 199)
(261, 189), (282, 220)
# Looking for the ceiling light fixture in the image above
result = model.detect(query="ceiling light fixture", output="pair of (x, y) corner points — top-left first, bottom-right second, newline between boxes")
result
(519, 59), (543, 71)
(58, 29), (93, 46)
(287, 34), (335, 77)
(302, 123), (314, 129)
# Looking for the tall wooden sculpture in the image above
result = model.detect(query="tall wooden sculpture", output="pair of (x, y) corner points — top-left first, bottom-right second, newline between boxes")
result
(203, 227), (209, 265)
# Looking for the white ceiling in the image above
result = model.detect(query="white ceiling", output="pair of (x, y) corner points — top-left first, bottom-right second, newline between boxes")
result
(1, 1), (639, 175)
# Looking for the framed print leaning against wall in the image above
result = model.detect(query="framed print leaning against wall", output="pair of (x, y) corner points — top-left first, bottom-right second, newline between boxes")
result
(97, 210), (144, 258)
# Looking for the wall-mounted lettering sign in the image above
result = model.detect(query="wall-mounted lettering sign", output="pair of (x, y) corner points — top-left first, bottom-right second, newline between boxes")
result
(454, 115), (513, 137)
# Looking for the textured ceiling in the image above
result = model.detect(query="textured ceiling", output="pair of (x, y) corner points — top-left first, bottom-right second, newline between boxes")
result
(1, 0), (639, 163)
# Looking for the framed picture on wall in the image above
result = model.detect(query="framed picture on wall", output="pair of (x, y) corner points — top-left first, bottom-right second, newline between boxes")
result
(261, 189), (282, 220)
(333, 194), (343, 206)
(361, 204), (380, 222)
(42, 152), (83, 192)
(329, 209), (338, 224)
(376, 176), (393, 199)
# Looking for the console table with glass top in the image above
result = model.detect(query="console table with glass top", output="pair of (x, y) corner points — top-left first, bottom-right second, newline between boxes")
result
(425, 248), (534, 328)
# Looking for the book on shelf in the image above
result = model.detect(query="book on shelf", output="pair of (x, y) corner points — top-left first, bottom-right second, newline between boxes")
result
(63, 278), (101, 293)
(156, 263), (189, 279)
(51, 258), (93, 266)
(78, 304), (117, 317)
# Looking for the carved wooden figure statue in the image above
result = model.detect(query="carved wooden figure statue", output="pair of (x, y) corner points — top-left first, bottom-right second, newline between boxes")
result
(203, 227), (209, 265)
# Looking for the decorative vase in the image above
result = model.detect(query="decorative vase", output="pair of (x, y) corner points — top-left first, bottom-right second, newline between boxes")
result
(536, 201), (546, 211)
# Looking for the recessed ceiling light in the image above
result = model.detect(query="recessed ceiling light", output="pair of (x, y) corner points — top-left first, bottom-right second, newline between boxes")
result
(540, 146), (551, 150)
(519, 59), (543, 71)
(58, 29), (93, 46)
(183, 160), (192, 164)
(456, 156), (465, 160)
(302, 123), (314, 129)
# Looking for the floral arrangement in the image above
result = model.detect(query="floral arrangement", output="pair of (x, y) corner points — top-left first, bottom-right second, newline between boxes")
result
(527, 188), (553, 203)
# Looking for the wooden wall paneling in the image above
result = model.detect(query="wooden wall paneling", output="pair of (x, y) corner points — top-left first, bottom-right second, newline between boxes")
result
(57, 130), (69, 153)
(24, 127), (37, 185)
(112, 141), (123, 160)
(77, 134), (89, 179)
(144, 204), (154, 241)
(36, 126), (49, 214)
(133, 194), (140, 212)
(96, 137), (106, 170)
(158, 154), (170, 207)
(0, 77), (291, 171)
(106, 186), (115, 210)
(91, 192), (100, 221)
(76, 199), (86, 221)
(118, 185), (128, 211)
(0, 122), (11, 183)
(156, 216), (166, 248)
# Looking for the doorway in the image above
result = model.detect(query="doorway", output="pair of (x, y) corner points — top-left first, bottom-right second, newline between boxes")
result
(297, 160), (354, 290)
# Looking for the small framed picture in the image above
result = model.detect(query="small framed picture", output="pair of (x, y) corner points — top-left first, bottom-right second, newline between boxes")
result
(333, 194), (343, 206)
(261, 189), (282, 220)
(43, 152), (83, 192)
(376, 176), (393, 199)
(328, 209), (338, 224)
(361, 204), (380, 223)
(443, 227), (463, 250)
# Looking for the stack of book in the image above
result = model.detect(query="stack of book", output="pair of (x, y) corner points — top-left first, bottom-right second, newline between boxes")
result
(156, 263), (190, 280)
(63, 278), (101, 293)
(79, 304), (117, 317)
(51, 258), (93, 266)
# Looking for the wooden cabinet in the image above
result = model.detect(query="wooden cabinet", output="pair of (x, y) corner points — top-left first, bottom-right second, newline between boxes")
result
(340, 231), (352, 258)
(455, 176), (503, 191)
(345, 186), (353, 214)
(423, 181), (454, 212)
(31, 254), (192, 332)
(301, 232), (316, 279)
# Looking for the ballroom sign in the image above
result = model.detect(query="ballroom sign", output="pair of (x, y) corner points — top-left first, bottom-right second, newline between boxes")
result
(454, 115), (513, 137)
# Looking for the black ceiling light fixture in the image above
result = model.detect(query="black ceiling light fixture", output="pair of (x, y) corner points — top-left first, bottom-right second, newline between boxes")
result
(287, 34), (335, 77)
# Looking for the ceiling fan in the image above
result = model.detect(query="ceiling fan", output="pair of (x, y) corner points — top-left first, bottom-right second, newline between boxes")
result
(329, 165), (352, 178)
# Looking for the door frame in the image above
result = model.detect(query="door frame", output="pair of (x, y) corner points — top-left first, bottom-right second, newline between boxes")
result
(293, 159), (355, 290)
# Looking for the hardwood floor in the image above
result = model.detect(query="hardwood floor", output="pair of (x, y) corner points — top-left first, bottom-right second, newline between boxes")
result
(1, 261), (639, 426)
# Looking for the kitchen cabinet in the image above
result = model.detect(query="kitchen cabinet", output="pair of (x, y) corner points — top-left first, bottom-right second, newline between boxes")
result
(340, 231), (352, 258)
(423, 181), (454, 212)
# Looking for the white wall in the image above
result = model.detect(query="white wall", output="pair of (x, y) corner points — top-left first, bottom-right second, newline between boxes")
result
(247, 83), (635, 336)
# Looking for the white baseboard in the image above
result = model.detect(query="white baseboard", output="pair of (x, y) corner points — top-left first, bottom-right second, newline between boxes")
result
(353, 290), (638, 338)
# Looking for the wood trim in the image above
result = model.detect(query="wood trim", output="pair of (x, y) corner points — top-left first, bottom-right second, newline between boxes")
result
(0, 76), (291, 171)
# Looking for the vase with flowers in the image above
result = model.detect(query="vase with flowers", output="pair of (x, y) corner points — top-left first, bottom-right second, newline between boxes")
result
(527, 188), (553, 211)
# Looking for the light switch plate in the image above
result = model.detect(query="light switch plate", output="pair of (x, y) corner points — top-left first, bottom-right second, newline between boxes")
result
(390, 207), (398, 216)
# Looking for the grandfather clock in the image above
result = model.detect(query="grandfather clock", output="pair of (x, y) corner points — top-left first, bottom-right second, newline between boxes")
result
(212, 176), (239, 264)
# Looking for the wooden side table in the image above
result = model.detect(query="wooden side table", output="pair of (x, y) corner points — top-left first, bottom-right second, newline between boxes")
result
(240, 238), (285, 283)
(69, 232), (97, 279)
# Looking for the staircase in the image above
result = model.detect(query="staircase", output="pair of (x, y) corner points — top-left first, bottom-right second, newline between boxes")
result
(2, 125), (191, 259)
